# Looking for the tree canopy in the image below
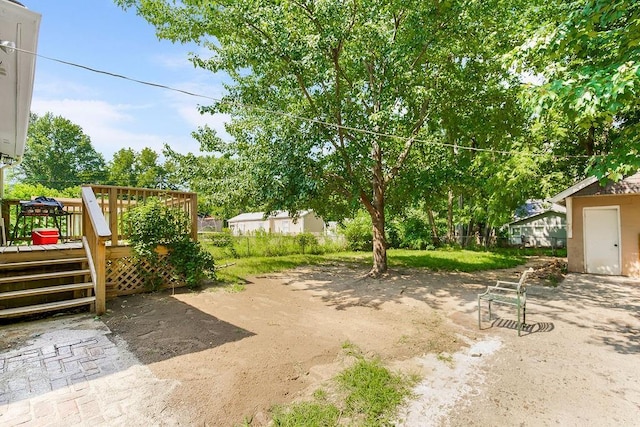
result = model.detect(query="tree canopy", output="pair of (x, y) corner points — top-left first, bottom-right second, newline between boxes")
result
(108, 147), (168, 188)
(117, 0), (532, 275)
(102, 0), (639, 272)
(516, 0), (640, 180)
(18, 113), (107, 191)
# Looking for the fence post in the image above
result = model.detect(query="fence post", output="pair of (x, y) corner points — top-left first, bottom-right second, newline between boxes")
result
(109, 187), (118, 245)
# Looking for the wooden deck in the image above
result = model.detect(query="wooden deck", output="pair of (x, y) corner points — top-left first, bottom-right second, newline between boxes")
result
(0, 242), (83, 255)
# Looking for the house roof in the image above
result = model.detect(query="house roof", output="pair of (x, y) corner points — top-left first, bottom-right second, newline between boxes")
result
(228, 210), (314, 223)
(549, 176), (598, 204)
(508, 210), (566, 227)
(514, 199), (566, 220)
(550, 171), (640, 204)
(508, 199), (566, 226)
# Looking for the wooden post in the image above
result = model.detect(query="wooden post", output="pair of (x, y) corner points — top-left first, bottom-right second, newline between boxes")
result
(82, 203), (88, 240)
(81, 187), (112, 315)
(1, 199), (10, 242)
(94, 239), (107, 315)
(109, 187), (118, 245)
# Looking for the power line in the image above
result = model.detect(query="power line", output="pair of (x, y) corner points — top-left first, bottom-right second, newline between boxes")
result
(15, 46), (593, 160)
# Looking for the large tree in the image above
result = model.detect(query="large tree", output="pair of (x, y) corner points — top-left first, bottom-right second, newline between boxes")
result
(118, 0), (528, 275)
(108, 147), (168, 189)
(163, 142), (261, 220)
(19, 113), (106, 190)
(516, 0), (640, 180)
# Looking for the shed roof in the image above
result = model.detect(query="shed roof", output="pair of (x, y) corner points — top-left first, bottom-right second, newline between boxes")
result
(550, 171), (640, 204)
(227, 212), (267, 222)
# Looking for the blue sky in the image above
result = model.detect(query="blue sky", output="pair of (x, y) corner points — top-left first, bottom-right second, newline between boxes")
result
(25, 0), (231, 161)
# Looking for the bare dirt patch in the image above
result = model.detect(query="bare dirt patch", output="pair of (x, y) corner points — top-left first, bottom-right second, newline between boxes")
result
(101, 257), (640, 426)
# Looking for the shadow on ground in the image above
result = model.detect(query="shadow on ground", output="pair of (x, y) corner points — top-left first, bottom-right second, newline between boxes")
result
(104, 289), (255, 364)
(277, 262), (640, 355)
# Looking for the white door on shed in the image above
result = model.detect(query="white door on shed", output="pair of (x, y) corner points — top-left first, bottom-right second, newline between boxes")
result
(583, 207), (621, 275)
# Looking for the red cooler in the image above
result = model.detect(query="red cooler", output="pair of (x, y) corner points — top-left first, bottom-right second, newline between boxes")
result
(32, 228), (59, 244)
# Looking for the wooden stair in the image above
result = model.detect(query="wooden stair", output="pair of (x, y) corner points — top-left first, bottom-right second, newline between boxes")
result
(0, 245), (96, 320)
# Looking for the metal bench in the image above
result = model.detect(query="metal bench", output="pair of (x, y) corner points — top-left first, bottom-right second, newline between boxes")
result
(478, 268), (533, 336)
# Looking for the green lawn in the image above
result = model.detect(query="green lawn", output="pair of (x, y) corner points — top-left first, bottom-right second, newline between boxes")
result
(212, 248), (525, 284)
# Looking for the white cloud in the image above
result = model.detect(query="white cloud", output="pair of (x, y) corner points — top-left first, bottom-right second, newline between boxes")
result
(160, 79), (234, 147)
(152, 53), (194, 70)
(33, 73), (99, 98)
(30, 98), (199, 160)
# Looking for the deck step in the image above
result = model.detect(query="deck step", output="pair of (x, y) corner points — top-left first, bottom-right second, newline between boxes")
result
(0, 283), (94, 300)
(0, 269), (91, 285)
(0, 297), (96, 319)
(0, 257), (88, 270)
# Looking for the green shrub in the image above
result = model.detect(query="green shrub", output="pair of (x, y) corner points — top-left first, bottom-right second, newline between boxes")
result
(168, 239), (216, 289)
(208, 229), (234, 247)
(388, 209), (437, 250)
(295, 232), (318, 254)
(341, 210), (373, 251)
(126, 197), (215, 290)
(205, 232), (345, 259)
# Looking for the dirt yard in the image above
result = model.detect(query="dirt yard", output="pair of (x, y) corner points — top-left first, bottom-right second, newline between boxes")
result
(101, 258), (640, 426)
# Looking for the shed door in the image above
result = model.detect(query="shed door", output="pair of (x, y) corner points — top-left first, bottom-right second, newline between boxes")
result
(583, 207), (621, 275)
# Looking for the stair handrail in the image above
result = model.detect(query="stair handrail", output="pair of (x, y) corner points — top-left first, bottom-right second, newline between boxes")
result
(81, 186), (111, 315)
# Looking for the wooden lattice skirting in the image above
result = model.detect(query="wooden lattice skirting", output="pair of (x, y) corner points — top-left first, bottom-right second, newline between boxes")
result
(106, 246), (184, 299)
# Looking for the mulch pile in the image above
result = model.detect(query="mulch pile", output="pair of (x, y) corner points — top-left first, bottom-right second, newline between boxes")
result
(530, 258), (568, 286)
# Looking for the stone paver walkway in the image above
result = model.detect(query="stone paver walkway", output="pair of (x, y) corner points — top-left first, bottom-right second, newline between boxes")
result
(0, 315), (183, 426)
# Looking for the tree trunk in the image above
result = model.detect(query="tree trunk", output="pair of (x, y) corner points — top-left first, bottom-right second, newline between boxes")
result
(371, 210), (387, 276)
(584, 125), (595, 156)
(463, 219), (474, 247)
(426, 205), (441, 246)
(447, 190), (454, 243)
(367, 141), (387, 277)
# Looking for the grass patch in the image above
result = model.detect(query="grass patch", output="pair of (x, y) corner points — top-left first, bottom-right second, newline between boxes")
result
(271, 402), (341, 427)
(488, 246), (567, 258)
(213, 254), (341, 283)
(337, 358), (416, 426)
(268, 354), (416, 427)
(387, 248), (524, 271)
(210, 249), (525, 284)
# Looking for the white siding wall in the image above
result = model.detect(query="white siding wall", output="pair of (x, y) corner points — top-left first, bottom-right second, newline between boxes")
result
(302, 213), (326, 234)
(229, 211), (326, 235)
(509, 213), (567, 247)
(228, 220), (270, 235)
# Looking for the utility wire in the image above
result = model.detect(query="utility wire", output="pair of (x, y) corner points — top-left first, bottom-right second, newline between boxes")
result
(15, 46), (594, 159)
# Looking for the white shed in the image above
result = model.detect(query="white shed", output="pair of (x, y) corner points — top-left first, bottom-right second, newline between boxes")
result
(227, 210), (326, 236)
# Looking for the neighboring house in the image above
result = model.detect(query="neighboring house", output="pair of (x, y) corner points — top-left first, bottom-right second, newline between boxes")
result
(227, 210), (326, 235)
(507, 200), (567, 247)
(551, 172), (640, 277)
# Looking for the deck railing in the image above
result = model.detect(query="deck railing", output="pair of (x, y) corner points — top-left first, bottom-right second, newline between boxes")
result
(86, 185), (198, 245)
(81, 186), (111, 315)
(3, 185), (199, 314)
